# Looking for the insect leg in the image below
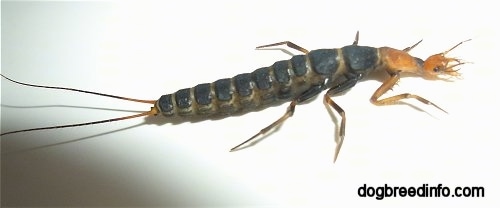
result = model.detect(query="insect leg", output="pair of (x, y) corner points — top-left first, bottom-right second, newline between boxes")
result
(255, 41), (309, 53)
(402, 39), (423, 52)
(230, 84), (324, 151)
(370, 73), (447, 113)
(324, 95), (345, 162)
(352, 31), (360, 45)
(324, 77), (360, 162)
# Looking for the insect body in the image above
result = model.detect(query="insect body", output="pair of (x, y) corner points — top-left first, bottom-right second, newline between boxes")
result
(158, 41), (377, 118)
(0, 32), (469, 162)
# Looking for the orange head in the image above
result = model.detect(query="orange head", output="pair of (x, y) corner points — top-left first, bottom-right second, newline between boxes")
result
(380, 39), (470, 80)
(420, 39), (471, 80)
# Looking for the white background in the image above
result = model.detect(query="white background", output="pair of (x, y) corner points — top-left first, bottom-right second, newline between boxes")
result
(1, 0), (498, 207)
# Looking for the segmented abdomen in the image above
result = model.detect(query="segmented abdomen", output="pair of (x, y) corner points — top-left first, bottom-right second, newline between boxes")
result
(156, 47), (362, 118)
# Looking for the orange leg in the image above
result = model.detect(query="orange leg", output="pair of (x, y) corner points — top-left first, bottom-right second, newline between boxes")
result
(370, 73), (447, 113)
